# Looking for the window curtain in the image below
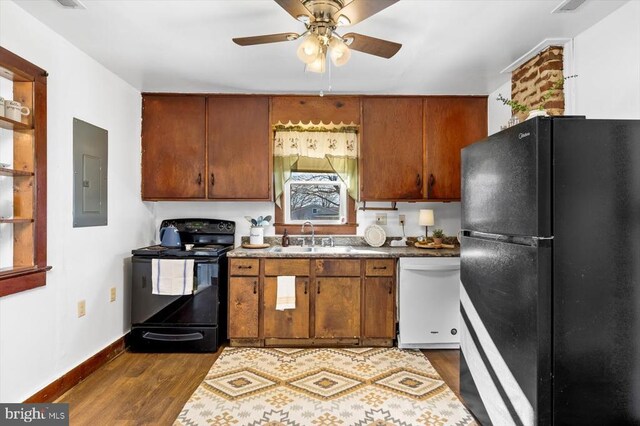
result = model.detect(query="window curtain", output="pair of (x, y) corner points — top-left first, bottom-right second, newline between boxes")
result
(273, 125), (359, 207)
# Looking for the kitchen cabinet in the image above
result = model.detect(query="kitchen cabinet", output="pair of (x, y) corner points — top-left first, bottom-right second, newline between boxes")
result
(227, 257), (395, 347)
(141, 95), (206, 199)
(315, 277), (360, 338)
(363, 259), (396, 339)
(228, 276), (259, 339)
(424, 96), (487, 200)
(207, 96), (271, 200)
(141, 95), (271, 200)
(361, 97), (424, 200)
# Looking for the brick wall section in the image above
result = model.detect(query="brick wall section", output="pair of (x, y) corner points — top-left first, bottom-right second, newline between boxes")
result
(511, 46), (564, 121)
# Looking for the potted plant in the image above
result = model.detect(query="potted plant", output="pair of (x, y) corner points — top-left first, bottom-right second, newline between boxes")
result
(497, 74), (577, 120)
(432, 229), (445, 246)
(245, 215), (272, 245)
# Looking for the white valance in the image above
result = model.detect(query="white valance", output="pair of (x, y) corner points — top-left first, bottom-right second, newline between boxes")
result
(274, 130), (358, 159)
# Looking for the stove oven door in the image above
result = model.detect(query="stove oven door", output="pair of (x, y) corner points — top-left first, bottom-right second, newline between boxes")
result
(129, 256), (224, 352)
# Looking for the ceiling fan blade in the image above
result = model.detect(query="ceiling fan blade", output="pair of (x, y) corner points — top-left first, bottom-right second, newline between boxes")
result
(335, 0), (399, 25)
(342, 33), (401, 58)
(273, 0), (313, 21)
(233, 33), (299, 46)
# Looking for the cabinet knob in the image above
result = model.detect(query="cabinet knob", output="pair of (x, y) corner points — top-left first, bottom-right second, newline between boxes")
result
(427, 174), (435, 198)
(210, 173), (215, 186)
(373, 266), (387, 270)
(304, 281), (308, 294)
(253, 281), (257, 294)
(197, 173), (202, 185)
(416, 173), (422, 188)
(317, 281), (321, 294)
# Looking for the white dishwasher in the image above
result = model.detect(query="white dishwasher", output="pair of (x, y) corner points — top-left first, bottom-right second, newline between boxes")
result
(397, 257), (461, 349)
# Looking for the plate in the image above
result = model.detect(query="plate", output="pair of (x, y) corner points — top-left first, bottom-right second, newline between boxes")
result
(364, 224), (386, 247)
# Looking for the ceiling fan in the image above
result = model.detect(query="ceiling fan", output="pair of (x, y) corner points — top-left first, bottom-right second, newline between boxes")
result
(232, 0), (402, 73)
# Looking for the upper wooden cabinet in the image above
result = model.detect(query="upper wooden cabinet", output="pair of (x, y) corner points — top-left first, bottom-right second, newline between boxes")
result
(424, 96), (487, 200)
(271, 96), (360, 125)
(207, 96), (270, 200)
(141, 95), (271, 201)
(141, 95), (206, 199)
(361, 98), (424, 200)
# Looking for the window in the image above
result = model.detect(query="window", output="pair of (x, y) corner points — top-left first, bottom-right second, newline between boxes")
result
(284, 172), (347, 225)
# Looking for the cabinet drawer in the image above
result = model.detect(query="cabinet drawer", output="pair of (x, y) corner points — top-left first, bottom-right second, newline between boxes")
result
(315, 259), (361, 277)
(365, 259), (395, 276)
(229, 258), (259, 276)
(264, 259), (309, 276)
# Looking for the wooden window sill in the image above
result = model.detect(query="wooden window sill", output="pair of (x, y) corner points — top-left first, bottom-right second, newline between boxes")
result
(0, 266), (52, 297)
(274, 223), (357, 235)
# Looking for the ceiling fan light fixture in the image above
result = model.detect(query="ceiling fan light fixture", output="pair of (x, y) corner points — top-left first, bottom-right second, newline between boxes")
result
(336, 15), (351, 26)
(296, 14), (311, 24)
(329, 37), (351, 66)
(305, 49), (326, 73)
(296, 34), (322, 64)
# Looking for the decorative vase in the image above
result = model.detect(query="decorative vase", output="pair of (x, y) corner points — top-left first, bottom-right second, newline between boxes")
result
(527, 109), (548, 120)
(249, 227), (264, 245)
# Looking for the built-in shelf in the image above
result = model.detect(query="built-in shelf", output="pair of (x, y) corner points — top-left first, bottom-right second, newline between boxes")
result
(0, 167), (34, 177)
(0, 217), (33, 224)
(0, 115), (32, 131)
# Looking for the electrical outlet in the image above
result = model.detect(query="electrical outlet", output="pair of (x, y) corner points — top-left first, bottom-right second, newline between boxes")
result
(110, 287), (116, 302)
(77, 300), (86, 317)
(375, 213), (387, 225)
(399, 215), (406, 226)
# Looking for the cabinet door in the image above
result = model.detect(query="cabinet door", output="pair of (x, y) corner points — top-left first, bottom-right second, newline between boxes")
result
(363, 277), (395, 338)
(207, 96), (270, 200)
(314, 277), (360, 338)
(425, 97), (487, 200)
(361, 98), (424, 200)
(263, 277), (310, 338)
(141, 95), (206, 199)
(228, 277), (259, 338)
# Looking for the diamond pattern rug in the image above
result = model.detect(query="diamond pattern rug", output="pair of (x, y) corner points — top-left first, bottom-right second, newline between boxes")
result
(175, 347), (476, 425)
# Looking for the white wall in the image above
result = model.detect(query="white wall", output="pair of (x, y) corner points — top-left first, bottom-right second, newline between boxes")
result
(487, 80), (512, 135)
(0, 2), (154, 402)
(152, 201), (461, 244)
(564, 0), (640, 119)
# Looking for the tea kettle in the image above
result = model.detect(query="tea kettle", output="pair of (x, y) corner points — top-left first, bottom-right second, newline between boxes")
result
(159, 225), (181, 248)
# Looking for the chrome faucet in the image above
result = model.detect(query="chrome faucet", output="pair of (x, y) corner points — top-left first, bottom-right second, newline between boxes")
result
(301, 221), (315, 247)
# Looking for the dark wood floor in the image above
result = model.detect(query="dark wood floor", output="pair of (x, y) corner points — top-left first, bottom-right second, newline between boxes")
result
(56, 347), (460, 425)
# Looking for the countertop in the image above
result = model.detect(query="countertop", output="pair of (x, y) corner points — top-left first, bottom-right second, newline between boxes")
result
(227, 245), (459, 258)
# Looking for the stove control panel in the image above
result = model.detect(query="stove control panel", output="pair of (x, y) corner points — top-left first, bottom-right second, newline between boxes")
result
(160, 218), (235, 235)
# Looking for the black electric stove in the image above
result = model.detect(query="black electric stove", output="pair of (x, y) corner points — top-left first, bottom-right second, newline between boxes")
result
(128, 218), (235, 353)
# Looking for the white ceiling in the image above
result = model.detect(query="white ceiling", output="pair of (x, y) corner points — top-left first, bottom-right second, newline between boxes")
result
(14, 0), (627, 95)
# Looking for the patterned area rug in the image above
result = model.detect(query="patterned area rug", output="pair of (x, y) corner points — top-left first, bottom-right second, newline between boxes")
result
(175, 347), (476, 425)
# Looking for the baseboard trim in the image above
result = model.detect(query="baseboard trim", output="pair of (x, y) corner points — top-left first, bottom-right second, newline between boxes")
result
(24, 335), (127, 403)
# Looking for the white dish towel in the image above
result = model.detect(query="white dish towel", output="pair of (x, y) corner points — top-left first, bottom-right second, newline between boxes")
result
(276, 276), (296, 310)
(151, 259), (194, 295)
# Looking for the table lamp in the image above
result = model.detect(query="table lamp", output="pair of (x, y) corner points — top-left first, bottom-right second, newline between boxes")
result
(419, 209), (435, 239)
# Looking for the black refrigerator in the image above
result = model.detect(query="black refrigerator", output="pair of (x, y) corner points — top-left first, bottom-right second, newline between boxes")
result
(459, 116), (640, 425)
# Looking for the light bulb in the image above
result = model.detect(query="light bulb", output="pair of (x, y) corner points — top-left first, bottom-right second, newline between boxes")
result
(329, 37), (351, 67)
(296, 35), (321, 64)
(305, 50), (326, 73)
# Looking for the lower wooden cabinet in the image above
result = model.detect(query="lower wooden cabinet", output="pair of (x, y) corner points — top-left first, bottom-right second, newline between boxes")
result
(228, 277), (259, 338)
(315, 277), (360, 338)
(263, 277), (310, 338)
(228, 257), (396, 347)
(363, 277), (395, 338)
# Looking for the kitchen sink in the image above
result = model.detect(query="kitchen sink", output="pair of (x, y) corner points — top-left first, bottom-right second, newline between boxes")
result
(268, 246), (386, 255)
(270, 246), (353, 254)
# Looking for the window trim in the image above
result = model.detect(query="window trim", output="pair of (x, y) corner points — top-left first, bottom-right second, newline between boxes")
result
(283, 177), (347, 225)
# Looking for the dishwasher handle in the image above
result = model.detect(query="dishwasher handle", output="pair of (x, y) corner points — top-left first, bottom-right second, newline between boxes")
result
(400, 264), (460, 272)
